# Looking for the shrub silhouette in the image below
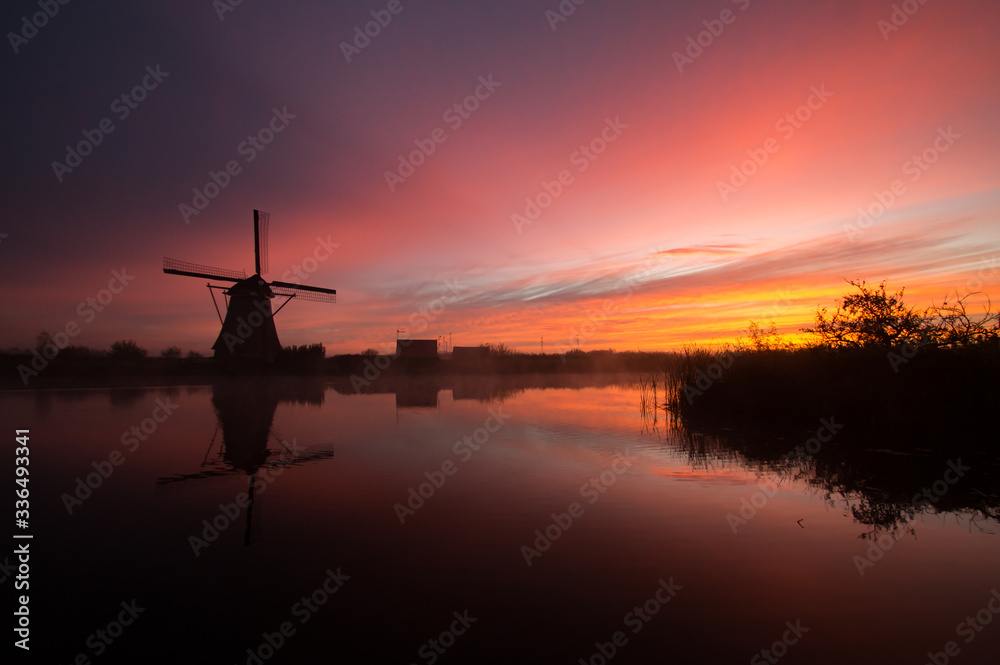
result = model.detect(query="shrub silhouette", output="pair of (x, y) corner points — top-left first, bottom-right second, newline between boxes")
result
(109, 339), (147, 360)
(803, 279), (998, 349)
(160, 346), (182, 360)
(804, 280), (924, 349)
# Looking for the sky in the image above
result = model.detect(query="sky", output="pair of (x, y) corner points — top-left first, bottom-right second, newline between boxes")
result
(2, 0), (999, 356)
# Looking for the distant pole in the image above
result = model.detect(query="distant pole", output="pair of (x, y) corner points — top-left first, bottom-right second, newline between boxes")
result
(541, 337), (544, 354)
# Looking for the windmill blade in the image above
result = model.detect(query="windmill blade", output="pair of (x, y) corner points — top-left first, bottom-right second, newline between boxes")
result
(254, 210), (269, 276)
(270, 280), (337, 303)
(155, 449), (334, 485)
(163, 257), (246, 282)
(275, 450), (336, 466)
(155, 467), (241, 486)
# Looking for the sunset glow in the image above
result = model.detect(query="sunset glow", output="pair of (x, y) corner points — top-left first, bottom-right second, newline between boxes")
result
(3, 0), (998, 354)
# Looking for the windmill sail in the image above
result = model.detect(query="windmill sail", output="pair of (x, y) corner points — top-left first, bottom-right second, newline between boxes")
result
(254, 210), (269, 276)
(270, 280), (337, 303)
(163, 210), (336, 363)
(163, 258), (246, 282)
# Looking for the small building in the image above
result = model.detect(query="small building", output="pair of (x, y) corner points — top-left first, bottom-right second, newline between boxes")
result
(452, 346), (490, 362)
(396, 339), (438, 358)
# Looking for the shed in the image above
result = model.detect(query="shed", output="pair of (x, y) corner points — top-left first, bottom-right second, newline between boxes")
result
(396, 339), (438, 358)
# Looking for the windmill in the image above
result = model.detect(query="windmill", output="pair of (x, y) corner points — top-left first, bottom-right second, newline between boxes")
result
(163, 210), (336, 362)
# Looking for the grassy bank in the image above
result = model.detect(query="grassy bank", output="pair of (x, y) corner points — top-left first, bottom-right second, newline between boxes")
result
(662, 343), (999, 442)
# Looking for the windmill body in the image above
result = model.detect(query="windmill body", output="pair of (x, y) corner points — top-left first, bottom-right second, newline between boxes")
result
(212, 274), (281, 362)
(164, 210), (336, 363)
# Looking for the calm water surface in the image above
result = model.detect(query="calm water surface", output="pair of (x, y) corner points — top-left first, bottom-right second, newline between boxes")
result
(5, 376), (998, 663)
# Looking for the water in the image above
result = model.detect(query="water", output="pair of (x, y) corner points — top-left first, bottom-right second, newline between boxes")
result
(5, 375), (998, 664)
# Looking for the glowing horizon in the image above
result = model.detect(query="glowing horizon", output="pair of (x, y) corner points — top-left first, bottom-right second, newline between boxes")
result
(2, 0), (998, 356)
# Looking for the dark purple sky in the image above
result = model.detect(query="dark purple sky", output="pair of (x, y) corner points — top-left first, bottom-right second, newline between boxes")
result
(2, 0), (998, 355)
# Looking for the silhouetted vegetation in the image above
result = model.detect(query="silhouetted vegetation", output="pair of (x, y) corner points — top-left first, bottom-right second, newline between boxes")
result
(276, 343), (327, 374)
(110, 339), (148, 360)
(480, 342), (516, 356)
(160, 345), (183, 360)
(665, 280), (999, 448)
(805, 279), (998, 349)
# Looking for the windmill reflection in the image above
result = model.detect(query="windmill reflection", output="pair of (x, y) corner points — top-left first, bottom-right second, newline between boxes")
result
(156, 378), (334, 546)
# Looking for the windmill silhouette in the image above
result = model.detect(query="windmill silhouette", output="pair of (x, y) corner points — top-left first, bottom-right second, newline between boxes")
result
(163, 210), (336, 362)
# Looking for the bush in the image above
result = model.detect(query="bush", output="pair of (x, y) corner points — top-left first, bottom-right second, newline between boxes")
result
(109, 340), (147, 360)
(804, 280), (924, 349)
(803, 279), (998, 350)
(481, 342), (515, 356)
(160, 346), (182, 360)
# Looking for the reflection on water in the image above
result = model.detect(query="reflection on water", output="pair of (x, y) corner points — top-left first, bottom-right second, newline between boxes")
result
(5, 374), (999, 663)
(641, 407), (1000, 542)
(154, 379), (335, 546)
